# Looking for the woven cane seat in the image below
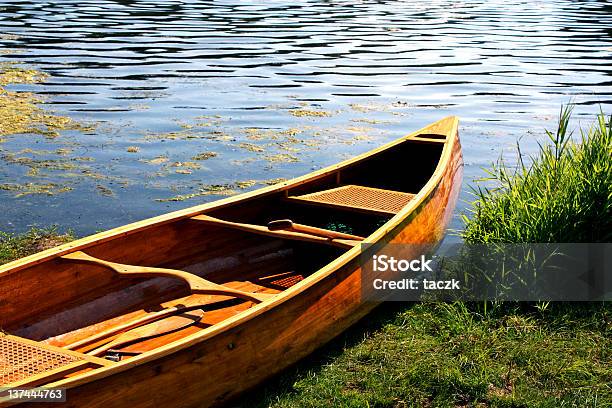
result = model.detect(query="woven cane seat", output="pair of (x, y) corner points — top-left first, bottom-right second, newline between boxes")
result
(287, 185), (415, 215)
(0, 334), (108, 387)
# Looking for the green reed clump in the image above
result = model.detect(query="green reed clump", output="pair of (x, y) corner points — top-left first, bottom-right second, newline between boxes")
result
(463, 105), (612, 243)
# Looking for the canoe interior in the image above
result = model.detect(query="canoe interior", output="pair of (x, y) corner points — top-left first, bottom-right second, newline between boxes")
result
(0, 133), (446, 387)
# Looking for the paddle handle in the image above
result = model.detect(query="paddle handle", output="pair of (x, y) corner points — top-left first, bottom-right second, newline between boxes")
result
(267, 219), (364, 241)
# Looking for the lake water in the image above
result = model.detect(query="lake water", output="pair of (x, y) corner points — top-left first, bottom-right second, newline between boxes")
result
(1, 0), (611, 236)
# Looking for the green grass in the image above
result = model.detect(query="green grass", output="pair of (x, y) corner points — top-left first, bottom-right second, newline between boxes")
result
(0, 227), (73, 265)
(242, 302), (610, 408)
(236, 108), (612, 407)
(463, 106), (611, 243)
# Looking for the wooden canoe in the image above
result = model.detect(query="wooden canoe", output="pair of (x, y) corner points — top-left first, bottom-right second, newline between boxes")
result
(0, 116), (462, 407)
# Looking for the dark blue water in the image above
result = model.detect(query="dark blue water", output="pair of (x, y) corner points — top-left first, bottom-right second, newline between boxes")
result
(1, 0), (611, 235)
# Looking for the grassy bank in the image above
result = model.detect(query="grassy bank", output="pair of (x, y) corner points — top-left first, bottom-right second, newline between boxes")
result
(0, 227), (72, 265)
(463, 105), (611, 243)
(244, 302), (609, 407)
(239, 107), (611, 407)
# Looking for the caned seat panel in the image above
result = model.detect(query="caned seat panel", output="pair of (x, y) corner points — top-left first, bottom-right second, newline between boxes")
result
(0, 334), (109, 387)
(287, 185), (415, 216)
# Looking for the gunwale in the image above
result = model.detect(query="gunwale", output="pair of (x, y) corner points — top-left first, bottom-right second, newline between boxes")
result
(0, 116), (460, 390)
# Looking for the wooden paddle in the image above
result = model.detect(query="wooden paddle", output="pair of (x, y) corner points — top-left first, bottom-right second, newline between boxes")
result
(86, 309), (204, 357)
(267, 219), (365, 241)
(64, 303), (215, 352)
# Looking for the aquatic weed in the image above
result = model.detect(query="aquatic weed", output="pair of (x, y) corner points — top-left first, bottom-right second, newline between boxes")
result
(463, 105), (612, 243)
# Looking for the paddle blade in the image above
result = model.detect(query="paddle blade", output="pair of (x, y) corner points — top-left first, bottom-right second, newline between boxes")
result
(88, 309), (204, 356)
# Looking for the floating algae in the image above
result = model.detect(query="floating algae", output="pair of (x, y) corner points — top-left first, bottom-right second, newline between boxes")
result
(166, 161), (201, 175)
(0, 182), (72, 197)
(156, 184), (238, 202)
(0, 64), (48, 86)
(237, 127), (322, 162)
(155, 178), (286, 202)
(191, 151), (217, 161)
(289, 109), (332, 118)
(127, 103), (150, 111)
(234, 180), (257, 189)
(0, 153), (98, 180)
(348, 102), (409, 116)
(230, 157), (257, 166)
(0, 63), (95, 138)
(0, 144), (116, 189)
(351, 118), (395, 125)
(264, 153), (298, 163)
(274, 142), (301, 153)
(238, 142), (265, 153)
(141, 156), (169, 165)
(144, 130), (204, 141)
(12, 148), (75, 156)
(177, 115), (224, 129)
(59, 169), (108, 181)
(262, 177), (287, 185)
(244, 127), (301, 141)
(352, 134), (374, 142)
(170, 161), (201, 170)
(96, 185), (115, 197)
(143, 128), (234, 143)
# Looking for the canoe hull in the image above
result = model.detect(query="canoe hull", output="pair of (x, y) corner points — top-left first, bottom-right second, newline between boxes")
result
(15, 129), (462, 408)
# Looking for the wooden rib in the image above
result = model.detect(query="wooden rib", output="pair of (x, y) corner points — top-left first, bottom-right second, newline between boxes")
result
(61, 251), (270, 304)
(190, 215), (359, 249)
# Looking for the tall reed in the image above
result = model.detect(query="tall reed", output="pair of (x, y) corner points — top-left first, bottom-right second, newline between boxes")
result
(462, 105), (612, 244)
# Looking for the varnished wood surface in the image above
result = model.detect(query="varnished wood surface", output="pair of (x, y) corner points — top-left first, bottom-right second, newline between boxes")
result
(87, 310), (205, 357)
(191, 214), (358, 249)
(60, 251), (270, 303)
(0, 116), (462, 408)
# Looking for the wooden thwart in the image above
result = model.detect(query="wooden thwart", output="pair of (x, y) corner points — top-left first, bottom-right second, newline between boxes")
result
(191, 215), (359, 249)
(61, 251), (269, 304)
